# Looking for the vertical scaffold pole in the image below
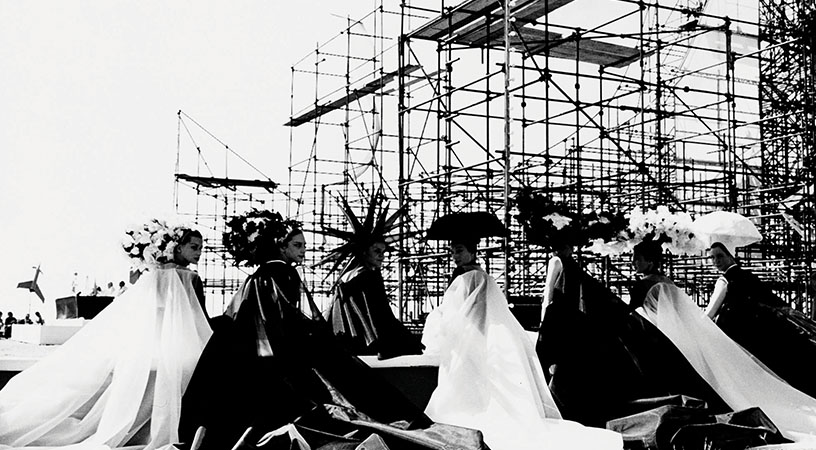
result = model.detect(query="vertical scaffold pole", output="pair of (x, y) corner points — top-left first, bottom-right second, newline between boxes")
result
(397, 1), (407, 321)
(503, 0), (512, 297)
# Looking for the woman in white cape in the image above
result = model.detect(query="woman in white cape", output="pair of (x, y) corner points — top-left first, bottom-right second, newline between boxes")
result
(0, 227), (213, 450)
(421, 238), (622, 450)
(631, 240), (816, 445)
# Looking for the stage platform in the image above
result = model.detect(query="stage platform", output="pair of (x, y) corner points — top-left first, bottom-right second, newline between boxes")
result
(11, 320), (86, 345)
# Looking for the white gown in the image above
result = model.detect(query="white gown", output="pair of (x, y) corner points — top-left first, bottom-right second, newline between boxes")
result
(640, 282), (816, 444)
(0, 265), (213, 450)
(421, 267), (623, 450)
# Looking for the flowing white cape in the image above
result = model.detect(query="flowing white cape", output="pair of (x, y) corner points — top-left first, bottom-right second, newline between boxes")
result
(641, 282), (816, 443)
(0, 267), (213, 450)
(421, 268), (622, 450)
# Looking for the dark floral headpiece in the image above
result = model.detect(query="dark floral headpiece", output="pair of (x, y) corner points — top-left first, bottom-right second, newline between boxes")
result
(513, 189), (628, 252)
(583, 209), (629, 243)
(223, 209), (301, 266)
(514, 189), (579, 251)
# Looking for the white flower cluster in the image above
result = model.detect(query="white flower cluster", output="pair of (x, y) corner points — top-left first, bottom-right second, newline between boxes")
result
(584, 206), (705, 256)
(584, 238), (632, 257)
(543, 213), (573, 230)
(121, 219), (188, 272)
(627, 206), (705, 255)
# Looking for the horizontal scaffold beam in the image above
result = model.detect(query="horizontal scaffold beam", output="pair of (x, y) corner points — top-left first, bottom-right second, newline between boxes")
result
(175, 174), (278, 191)
(285, 65), (421, 127)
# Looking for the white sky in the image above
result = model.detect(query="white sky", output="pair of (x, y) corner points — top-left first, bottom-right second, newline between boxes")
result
(0, 1), (375, 318)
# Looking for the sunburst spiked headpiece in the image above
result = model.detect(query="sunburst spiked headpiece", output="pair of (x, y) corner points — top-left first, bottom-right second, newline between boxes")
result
(316, 190), (406, 277)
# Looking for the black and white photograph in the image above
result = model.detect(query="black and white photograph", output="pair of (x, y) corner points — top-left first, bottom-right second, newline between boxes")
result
(2, 0), (816, 449)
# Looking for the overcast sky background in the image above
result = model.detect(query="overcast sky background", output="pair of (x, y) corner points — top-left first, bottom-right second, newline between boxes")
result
(0, 1), (377, 318)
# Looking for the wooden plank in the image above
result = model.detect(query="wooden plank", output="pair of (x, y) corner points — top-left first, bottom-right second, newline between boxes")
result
(285, 65), (421, 127)
(537, 38), (641, 68)
(175, 174), (279, 190)
(481, 26), (641, 68)
(453, 0), (555, 45)
(407, 0), (640, 68)
(409, 0), (575, 42)
(409, 0), (496, 41)
(491, 25), (561, 49)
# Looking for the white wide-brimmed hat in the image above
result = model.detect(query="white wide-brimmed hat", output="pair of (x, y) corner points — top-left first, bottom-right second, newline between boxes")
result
(691, 211), (762, 256)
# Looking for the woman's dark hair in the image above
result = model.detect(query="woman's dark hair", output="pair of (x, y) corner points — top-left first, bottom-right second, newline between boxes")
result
(264, 227), (303, 261)
(452, 238), (478, 255)
(633, 239), (664, 265)
(709, 242), (735, 260)
(177, 228), (203, 246)
(280, 226), (303, 247)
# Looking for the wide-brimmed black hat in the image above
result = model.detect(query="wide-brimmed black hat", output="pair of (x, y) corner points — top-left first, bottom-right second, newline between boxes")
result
(426, 211), (509, 242)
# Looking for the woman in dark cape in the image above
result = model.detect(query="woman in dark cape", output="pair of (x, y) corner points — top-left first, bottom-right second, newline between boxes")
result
(535, 241), (727, 427)
(321, 193), (423, 359)
(609, 239), (816, 448)
(706, 241), (816, 399)
(179, 210), (476, 450)
(514, 193), (725, 427)
(328, 239), (423, 359)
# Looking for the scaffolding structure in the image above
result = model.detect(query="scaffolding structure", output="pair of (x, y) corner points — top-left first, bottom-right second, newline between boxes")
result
(282, 0), (816, 322)
(174, 111), (288, 315)
(286, 0), (816, 321)
(394, 0), (749, 312)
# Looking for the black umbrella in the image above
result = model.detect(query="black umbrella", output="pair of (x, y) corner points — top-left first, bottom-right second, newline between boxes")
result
(426, 211), (509, 241)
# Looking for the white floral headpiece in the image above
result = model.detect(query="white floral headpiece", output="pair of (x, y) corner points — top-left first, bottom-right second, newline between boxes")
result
(122, 219), (197, 272)
(585, 206), (705, 256)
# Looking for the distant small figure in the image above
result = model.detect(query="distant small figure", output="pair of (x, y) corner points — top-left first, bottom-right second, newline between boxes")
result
(23, 314), (34, 325)
(104, 281), (116, 296)
(116, 281), (128, 297)
(71, 272), (79, 294)
(34, 312), (45, 326)
(0, 311), (4, 338)
(4, 312), (17, 338)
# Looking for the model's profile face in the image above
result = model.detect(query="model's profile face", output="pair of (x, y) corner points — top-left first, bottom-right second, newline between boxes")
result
(709, 246), (735, 272)
(451, 243), (474, 268)
(631, 253), (654, 274)
(175, 237), (203, 266)
(363, 242), (387, 269)
(282, 232), (307, 264)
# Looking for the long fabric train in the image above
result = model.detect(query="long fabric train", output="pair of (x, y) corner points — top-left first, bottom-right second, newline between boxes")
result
(422, 267), (623, 450)
(0, 266), (212, 449)
(641, 282), (816, 444)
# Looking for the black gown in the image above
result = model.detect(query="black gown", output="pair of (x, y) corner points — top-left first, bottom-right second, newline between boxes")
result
(179, 260), (478, 450)
(606, 274), (792, 450)
(714, 265), (816, 399)
(329, 265), (423, 359)
(536, 257), (727, 427)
